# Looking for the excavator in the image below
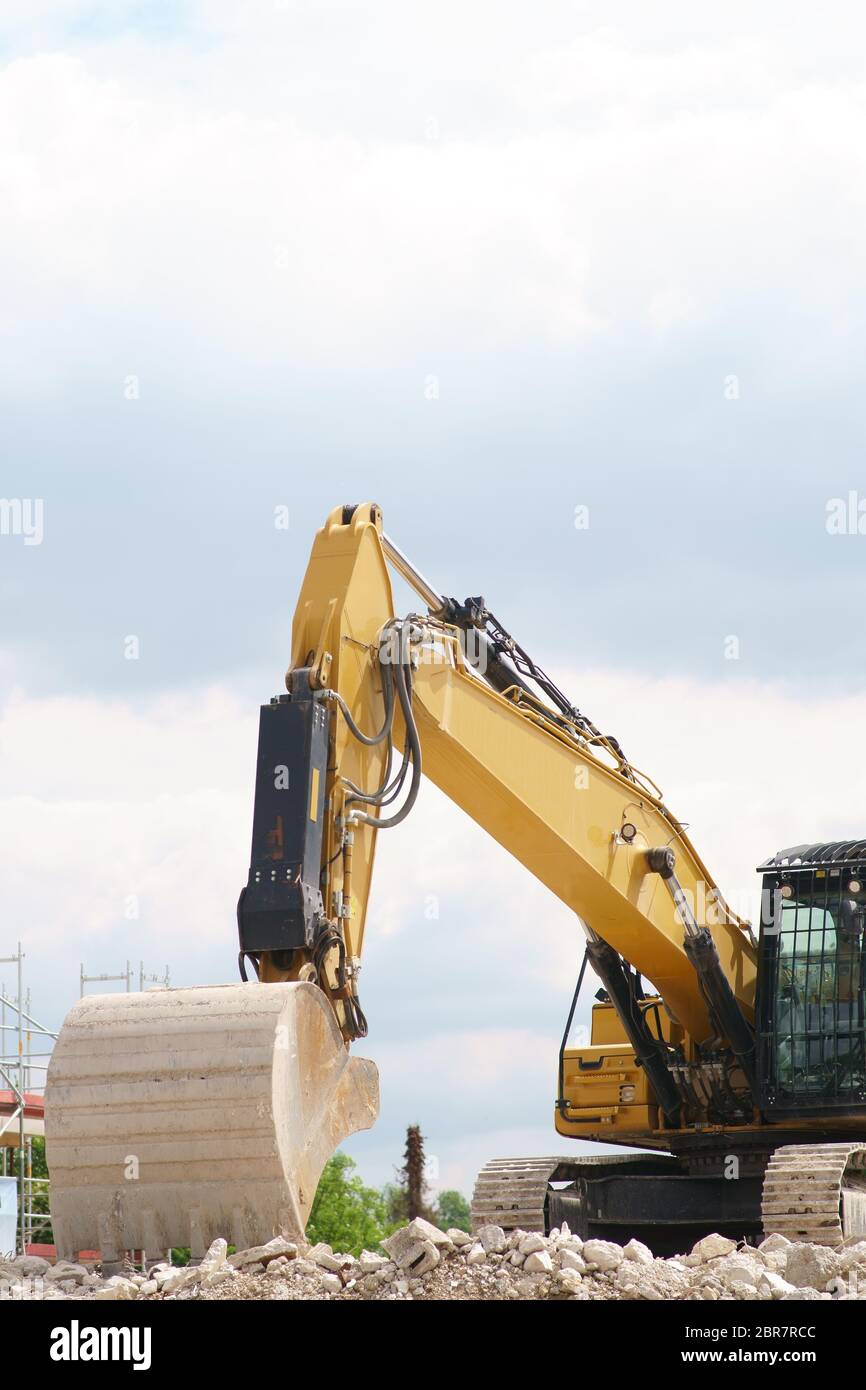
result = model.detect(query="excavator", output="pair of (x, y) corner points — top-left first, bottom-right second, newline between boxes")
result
(45, 503), (866, 1265)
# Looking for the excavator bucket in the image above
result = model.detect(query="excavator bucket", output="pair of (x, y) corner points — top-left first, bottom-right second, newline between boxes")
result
(44, 982), (379, 1264)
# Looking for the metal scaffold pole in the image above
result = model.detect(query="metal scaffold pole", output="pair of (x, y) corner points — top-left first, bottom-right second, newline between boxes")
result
(0, 943), (57, 1255)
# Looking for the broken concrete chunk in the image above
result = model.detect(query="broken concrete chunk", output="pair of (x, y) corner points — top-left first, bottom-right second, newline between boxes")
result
(400, 1217), (453, 1248)
(558, 1247), (587, 1274)
(380, 1226), (442, 1277)
(228, 1237), (299, 1269)
(524, 1250), (553, 1274)
(201, 1237), (228, 1268)
(309, 1243), (349, 1273)
(582, 1239), (624, 1271)
(623, 1238), (654, 1266)
(358, 1250), (390, 1273)
(12, 1256), (49, 1277)
(691, 1233), (737, 1262)
(758, 1232), (791, 1255)
(447, 1228), (472, 1246)
(839, 1241), (866, 1273)
(477, 1224), (507, 1254)
(785, 1243), (840, 1290)
(44, 1262), (89, 1284)
(518, 1233), (546, 1256)
(94, 1276), (138, 1301)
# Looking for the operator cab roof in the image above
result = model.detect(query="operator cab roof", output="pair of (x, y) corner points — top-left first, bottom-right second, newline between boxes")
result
(757, 840), (866, 871)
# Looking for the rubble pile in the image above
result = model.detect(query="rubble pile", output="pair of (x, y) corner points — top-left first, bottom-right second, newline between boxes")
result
(6, 1221), (866, 1301)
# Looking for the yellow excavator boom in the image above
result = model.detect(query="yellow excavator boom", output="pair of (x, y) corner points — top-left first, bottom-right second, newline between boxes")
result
(45, 502), (866, 1261)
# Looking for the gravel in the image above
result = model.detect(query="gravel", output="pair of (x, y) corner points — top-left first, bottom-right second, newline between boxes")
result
(7, 1226), (866, 1301)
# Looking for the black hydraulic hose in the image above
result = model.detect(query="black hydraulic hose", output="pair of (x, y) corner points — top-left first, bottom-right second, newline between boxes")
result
(376, 737), (412, 805)
(333, 657), (395, 747)
(349, 640), (421, 829)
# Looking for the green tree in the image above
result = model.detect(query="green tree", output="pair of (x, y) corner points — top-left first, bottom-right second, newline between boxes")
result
(27, 1137), (53, 1246)
(435, 1189), (471, 1233)
(306, 1152), (394, 1257)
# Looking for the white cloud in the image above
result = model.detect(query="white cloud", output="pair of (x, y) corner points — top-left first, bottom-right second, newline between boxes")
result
(3, 14), (866, 383)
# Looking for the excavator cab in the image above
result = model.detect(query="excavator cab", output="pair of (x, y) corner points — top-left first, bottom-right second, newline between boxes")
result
(757, 844), (866, 1117)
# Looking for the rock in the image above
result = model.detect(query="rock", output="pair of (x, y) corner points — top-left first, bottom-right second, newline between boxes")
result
(139, 1279), (158, 1297)
(691, 1234), (737, 1262)
(714, 1255), (763, 1289)
(839, 1241), (866, 1273)
(447, 1229), (472, 1246)
(94, 1276), (138, 1301)
(759, 1233), (791, 1254)
(381, 1225), (442, 1276)
(558, 1248), (587, 1274)
(558, 1233), (584, 1253)
(518, 1233), (546, 1256)
(309, 1243), (349, 1273)
(320, 1273), (343, 1295)
(407, 1240), (441, 1278)
(583, 1239), (624, 1272)
(477, 1224), (507, 1254)
(383, 1217), (453, 1273)
(400, 1217), (453, 1248)
(785, 1243), (840, 1290)
(44, 1262), (89, 1284)
(524, 1250), (553, 1274)
(157, 1269), (193, 1295)
(358, 1250), (390, 1274)
(782, 1287), (831, 1301)
(12, 1256), (49, 1276)
(623, 1239), (654, 1266)
(228, 1238), (299, 1269)
(509, 1250), (524, 1266)
(558, 1268), (583, 1293)
(466, 1244), (486, 1265)
(761, 1250), (790, 1273)
(201, 1237), (228, 1269)
(201, 1266), (238, 1289)
(619, 1260), (691, 1299)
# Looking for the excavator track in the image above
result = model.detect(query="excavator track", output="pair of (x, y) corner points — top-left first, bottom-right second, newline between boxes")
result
(470, 1153), (678, 1237)
(471, 1157), (565, 1234)
(762, 1143), (866, 1246)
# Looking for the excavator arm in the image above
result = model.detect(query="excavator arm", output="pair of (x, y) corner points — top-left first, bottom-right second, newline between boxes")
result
(238, 503), (758, 1133)
(52, 502), (866, 1265)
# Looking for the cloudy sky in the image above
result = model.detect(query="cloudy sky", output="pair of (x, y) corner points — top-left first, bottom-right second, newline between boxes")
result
(3, 2), (866, 1196)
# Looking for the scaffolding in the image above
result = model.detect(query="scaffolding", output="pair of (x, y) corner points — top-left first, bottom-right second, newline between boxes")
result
(0, 944), (56, 1254)
(80, 960), (171, 996)
(0, 949), (173, 1255)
